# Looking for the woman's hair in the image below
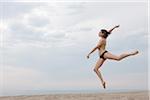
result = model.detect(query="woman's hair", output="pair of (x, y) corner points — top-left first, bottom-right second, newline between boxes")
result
(101, 29), (110, 38)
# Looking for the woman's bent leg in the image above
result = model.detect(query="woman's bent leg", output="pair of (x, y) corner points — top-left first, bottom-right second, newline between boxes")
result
(93, 58), (106, 89)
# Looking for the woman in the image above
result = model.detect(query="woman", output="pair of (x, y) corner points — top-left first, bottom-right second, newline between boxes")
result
(86, 25), (139, 89)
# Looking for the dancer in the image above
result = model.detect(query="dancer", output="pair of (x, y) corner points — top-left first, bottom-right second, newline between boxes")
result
(86, 25), (138, 89)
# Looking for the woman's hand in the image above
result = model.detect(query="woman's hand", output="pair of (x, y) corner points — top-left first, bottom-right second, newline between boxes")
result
(115, 25), (120, 28)
(87, 54), (90, 59)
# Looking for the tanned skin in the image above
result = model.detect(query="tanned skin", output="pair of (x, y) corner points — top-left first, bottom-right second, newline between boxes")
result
(87, 25), (139, 89)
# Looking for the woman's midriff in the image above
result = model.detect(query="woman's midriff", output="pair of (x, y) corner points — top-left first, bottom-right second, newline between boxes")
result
(98, 44), (106, 55)
(98, 41), (106, 55)
(99, 49), (105, 55)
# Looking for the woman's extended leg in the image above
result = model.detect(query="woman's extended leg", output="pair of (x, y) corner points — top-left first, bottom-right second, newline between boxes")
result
(93, 58), (106, 89)
(104, 50), (139, 61)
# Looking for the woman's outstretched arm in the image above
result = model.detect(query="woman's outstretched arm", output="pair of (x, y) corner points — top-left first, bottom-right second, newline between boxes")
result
(87, 40), (103, 59)
(108, 25), (120, 33)
(87, 47), (98, 59)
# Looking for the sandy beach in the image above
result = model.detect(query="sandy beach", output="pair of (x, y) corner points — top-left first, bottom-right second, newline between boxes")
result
(0, 91), (148, 100)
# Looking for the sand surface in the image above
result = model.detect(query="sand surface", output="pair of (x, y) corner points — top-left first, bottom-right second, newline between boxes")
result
(0, 91), (149, 100)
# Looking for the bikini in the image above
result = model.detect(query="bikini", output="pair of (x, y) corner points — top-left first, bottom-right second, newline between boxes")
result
(100, 50), (108, 60)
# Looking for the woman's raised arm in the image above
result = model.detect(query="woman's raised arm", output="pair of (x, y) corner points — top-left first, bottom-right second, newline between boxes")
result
(108, 25), (120, 33)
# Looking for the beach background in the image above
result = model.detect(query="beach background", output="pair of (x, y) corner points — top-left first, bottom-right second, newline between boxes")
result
(0, 0), (149, 99)
(0, 91), (149, 100)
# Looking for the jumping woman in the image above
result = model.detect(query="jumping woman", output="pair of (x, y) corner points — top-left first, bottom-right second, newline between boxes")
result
(86, 25), (139, 89)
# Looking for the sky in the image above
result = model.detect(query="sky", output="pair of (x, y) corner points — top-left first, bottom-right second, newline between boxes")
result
(0, 1), (148, 96)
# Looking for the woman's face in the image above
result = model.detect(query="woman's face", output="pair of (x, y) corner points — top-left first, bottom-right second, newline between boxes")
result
(99, 32), (104, 37)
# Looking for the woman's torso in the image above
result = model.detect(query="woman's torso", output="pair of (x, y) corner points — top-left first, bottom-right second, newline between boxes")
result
(98, 39), (106, 55)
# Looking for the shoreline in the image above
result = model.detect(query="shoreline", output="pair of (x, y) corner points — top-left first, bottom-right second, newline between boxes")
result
(0, 89), (148, 97)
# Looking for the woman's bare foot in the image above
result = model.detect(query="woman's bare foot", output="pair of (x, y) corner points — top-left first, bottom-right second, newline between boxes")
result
(130, 50), (139, 56)
(102, 81), (106, 89)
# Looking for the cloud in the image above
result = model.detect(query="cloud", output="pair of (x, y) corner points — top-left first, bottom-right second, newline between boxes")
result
(2, 2), (147, 49)
(1, 2), (45, 19)
(27, 15), (50, 28)
(107, 27), (148, 52)
(2, 4), (78, 48)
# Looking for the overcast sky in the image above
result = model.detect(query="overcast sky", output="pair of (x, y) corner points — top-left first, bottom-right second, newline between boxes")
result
(0, 1), (148, 96)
